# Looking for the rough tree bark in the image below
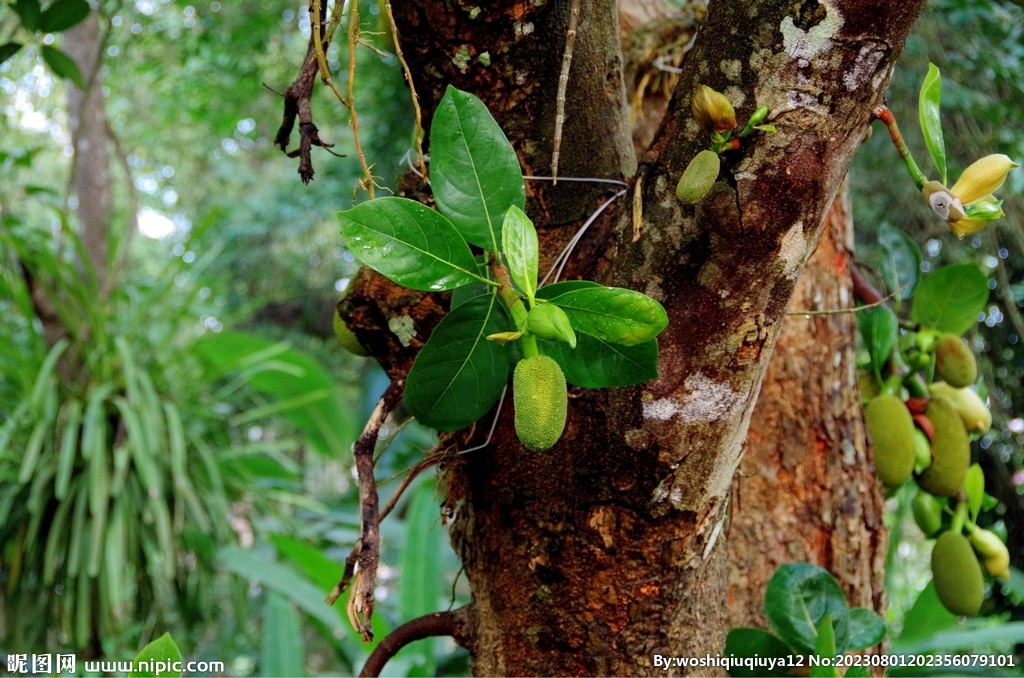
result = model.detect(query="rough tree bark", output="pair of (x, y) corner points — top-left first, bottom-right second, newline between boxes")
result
(345, 0), (926, 673)
(726, 183), (888, 628)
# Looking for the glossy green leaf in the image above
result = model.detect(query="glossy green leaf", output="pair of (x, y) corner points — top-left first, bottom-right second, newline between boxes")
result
(544, 286), (668, 346)
(809, 613), (839, 678)
(911, 263), (988, 335)
(262, 593), (306, 678)
(40, 0), (90, 32)
(129, 633), (182, 678)
(430, 85), (525, 249)
(536, 280), (602, 298)
(964, 463), (984, 521)
(846, 607), (886, 650)
(451, 280), (490, 309)
(723, 628), (792, 677)
(538, 336), (658, 389)
(0, 43), (23, 68)
(919, 63), (947, 185)
(12, 0), (41, 32)
(399, 481), (442, 673)
(765, 563), (850, 654)
(40, 45), (83, 88)
(338, 196), (483, 291)
(406, 294), (511, 431)
(502, 206), (538, 303)
(878, 223), (921, 301)
(857, 305), (898, 384)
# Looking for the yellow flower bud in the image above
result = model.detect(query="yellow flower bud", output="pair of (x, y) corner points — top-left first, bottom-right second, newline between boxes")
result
(950, 154), (1018, 206)
(970, 527), (1010, 580)
(928, 382), (991, 434)
(691, 85), (736, 136)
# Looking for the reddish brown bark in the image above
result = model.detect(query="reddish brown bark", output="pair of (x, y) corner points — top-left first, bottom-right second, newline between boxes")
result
(726, 184), (888, 628)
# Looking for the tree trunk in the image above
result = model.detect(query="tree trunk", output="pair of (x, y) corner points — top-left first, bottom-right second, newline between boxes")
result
(726, 182), (888, 629)
(64, 11), (112, 286)
(353, 0), (926, 673)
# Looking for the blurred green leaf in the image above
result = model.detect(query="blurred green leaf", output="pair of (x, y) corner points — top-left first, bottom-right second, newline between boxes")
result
(12, 0), (42, 32)
(40, 0), (90, 32)
(893, 582), (957, 647)
(846, 607), (885, 650)
(129, 633), (182, 678)
(399, 480), (442, 673)
(809, 613), (838, 677)
(857, 305), (898, 384)
(964, 463), (984, 521)
(723, 628), (792, 677)
(911, 264), (988, 335)
(262, 592), (306, 678)
(765, 563), (849, 654)
(0, 43), (23, 67)
(41, 45), (84, 88)
(878, 224), (921, 301)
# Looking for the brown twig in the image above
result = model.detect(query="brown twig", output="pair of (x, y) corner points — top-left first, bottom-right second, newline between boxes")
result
(383, 0), (426, 181)
(346, 0), (375, 199)
(550, 0), (581, 184)
(328, 379), (404, 642)
(359, 609), (466, 677)
(786, 285), (908, 316)
(850, 265), (884, 305)
(378, 453), (441, 522)
(275, 0), (338, 184)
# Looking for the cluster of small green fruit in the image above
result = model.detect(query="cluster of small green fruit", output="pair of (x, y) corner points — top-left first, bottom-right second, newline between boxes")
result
(863, 331), (1008, 617)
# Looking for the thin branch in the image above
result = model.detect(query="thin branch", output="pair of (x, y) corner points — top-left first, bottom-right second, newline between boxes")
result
(359, 610), (466, 677)
(328, 379), (404, 641)
(786, 285), (908, 316)
(383, 0), (427, 181)
(994, 239), (1024, 341)
(378, 453), (440, 522)
(541, 189), (626, 286)
(524, 175), (629, 186)
(346, 0), (375, 199)
(550, 0), (581, 184)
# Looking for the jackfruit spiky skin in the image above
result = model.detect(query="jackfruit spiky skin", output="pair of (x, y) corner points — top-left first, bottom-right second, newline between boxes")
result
(865, 395), (917, 488)
(334, 309), (370, 357)
(934, 334), (977, 388)
(931, 531), (984, 616)
(916, 397), (970, 497)
(513, 355), (567, 451)
(912, 491), (944, 537)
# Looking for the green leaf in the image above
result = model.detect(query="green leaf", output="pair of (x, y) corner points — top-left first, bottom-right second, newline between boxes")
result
(451, 281), (490, 310)
(723, 628), (792, 677)
(544, 286), (668, 346)
(405, 293), (511, 431)
(0, 43), (23, 67)
(40, 0), (89, 32)
(911, 263), (989, 335)
(338, 196), (483, 291)
(892, 622), (1024, 656)
(891, 582), (957, 647)
(129, 633), (182, 678)
(536, 280), (602, 298)
(41, 45), (83, 88)
(12, 0), (42, 32)
(502, 206), (538, 303)
(809, 613), (838, 678)
(844, 665), (869, 677)
(217, 546), (347, 633)
(846, 607), (885, 650)
(919, 63), (947, 185)
(878, 224), (921, 301)
(765, 563), (850, 654)
(399, 481), (442, 673)
(430, 85), (525, 249)
(964, 463), (984, 521)
(193, 332), (358, 457)
(262, 593), (306, 678)
(538, 336), (658, 389)
(857, 305), (898, 384)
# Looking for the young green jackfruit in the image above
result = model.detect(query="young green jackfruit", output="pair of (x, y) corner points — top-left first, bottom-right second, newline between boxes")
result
(928, 382), (992, 434)
(931, 531), (984, 616)
(865, 395), (917, 488)
(912, 491), (945, 537)
(513, 355), (568, 451)
(916, 397), (970, 497)
(934, 334), (977, 388)
(334, 308), (370, 357)
(676, 150), (721, 205)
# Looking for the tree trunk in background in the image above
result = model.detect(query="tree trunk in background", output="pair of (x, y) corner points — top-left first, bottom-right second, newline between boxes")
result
(64, 11), (112, 286)
(348, 0), (926, 673)
(726, 182), (888, 628)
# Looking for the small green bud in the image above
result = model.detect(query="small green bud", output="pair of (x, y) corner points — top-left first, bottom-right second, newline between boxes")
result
(748, 105), (769, 127)
(487, 331), (523, 343)
(526, 303), (576, 348)
(914, 428), (932, 474)
(912, 490), (944, 537)
(676, 150), (721, 205)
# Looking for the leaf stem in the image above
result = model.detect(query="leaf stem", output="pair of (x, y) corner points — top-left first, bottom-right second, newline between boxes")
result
(874, 106), (927, 190)
(950, 498), (968, 535)
(520, 334), (539, 359)
(491, 252), (529, 329)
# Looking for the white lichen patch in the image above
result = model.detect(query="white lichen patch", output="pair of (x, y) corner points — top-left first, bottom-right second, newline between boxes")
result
(720, 59), (742, 82)
(725, 86), (746, 110)
(388, 315), (417, 347)
(778, 221), (806, 277)
(643, 372), (743, 423)
(780, 3), (844, 61)
(843, 44), (885, 91)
